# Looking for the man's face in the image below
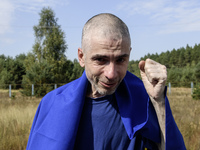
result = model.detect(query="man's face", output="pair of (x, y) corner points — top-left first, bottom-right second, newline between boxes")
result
(79, 35), (131, 98)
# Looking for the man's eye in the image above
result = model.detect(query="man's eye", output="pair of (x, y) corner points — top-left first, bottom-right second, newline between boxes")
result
(94, 57), (106, 63)
(116, 58), (125, 63)
(96, 58), (105, 62)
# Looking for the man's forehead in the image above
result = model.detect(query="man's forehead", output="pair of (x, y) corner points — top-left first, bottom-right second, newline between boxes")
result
(93, 37), (122, 45)
(90, 35), (129, 48)
(90, 27), (122, 39)
(87, 41), (131, 58)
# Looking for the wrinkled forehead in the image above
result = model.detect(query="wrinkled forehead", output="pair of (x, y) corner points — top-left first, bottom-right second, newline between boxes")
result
(87, 32), (131, 56)
(91, 28), (123, 41)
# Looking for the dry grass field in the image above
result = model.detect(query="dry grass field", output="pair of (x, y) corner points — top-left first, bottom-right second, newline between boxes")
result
(0, 88), (200, 150)
(167, 88), (200, 150)
(0, 90), (41, 150)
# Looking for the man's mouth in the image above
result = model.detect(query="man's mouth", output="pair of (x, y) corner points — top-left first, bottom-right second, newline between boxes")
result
(99, 81), (117, 88)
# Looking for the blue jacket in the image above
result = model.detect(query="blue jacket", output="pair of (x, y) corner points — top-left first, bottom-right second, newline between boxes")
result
(27, 71), (186, 150)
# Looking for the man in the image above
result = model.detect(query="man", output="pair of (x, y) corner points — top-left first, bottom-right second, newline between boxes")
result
(27, 13), (186, 150)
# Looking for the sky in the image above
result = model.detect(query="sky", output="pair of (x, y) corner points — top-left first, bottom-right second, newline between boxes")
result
(0, 0), (200, 61)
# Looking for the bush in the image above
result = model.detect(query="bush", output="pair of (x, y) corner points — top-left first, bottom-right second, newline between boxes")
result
(192, 84), (200, 100)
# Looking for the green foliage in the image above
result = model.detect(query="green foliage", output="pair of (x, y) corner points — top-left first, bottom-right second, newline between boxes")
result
(167, 67), (182, 86)
(22, 55), (54, 96)
(192, 83), (200, 100)
(193, 63), (200, 100)
(180, 66), (195, 87)
(0, 56), (15, 88)
(69, 59), (84, 81)
(22, 7), (71, 97)
(195, 62), (200, 81)
(32, 7), (67, 63)
(14, 54), (26, 88)
(128, 60), (140, 78)
(0, 54), (26, 89)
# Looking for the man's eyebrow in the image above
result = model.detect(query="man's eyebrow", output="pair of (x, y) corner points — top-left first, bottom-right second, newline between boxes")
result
(91, 54), (129, 59)
(91, 54), (108, 59)
(116, 54), (129, 59)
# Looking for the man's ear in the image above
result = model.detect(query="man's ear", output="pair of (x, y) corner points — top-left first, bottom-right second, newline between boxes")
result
(78, 48), (85, 67)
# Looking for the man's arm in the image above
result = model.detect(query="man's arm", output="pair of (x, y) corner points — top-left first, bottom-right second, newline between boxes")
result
(139, 58), (167, 150)
(149, 96), (165, 150)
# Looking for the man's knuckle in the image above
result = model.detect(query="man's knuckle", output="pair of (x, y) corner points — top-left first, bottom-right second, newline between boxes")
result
(162, 65), (167, 70)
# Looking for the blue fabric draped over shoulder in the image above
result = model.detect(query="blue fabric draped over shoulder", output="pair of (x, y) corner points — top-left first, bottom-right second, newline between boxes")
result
(26, 71), (186, 150)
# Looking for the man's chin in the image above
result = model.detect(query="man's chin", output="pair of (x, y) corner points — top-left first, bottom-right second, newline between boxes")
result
(98, 88), (116, 96)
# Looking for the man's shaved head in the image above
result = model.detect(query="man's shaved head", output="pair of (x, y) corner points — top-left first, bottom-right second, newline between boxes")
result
(81, 13), (131, 52)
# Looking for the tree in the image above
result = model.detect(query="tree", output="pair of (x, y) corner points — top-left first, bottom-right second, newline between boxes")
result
(169, 49), (178, 66)
(184, 44), (192, 65)
(193, 44), (200, 64)
(69, 59), (84, 81)
(32, 7), (68, 82)
(193, 62), (200, 100)
(22, 7), (70, 96)
(0, 56), (15, 88)
(128, 60), (140, 77)
(14, 54), (26, 88)
(192, 83), (200, 100)
(0, 54), (26, 89)
(0, 55), (6, 74)
(178, 48), (185, 67)
(22, 53), (54, 96)
(167, 67), (182, 87)
(159, 51), (170, 68)
(195, 62), (200, 81)
(180, 66), (195, 87)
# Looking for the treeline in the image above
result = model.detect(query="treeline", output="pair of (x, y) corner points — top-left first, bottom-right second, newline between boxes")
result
(0, 54), (83, 94)
(1, 43), (199, 95)
(128, 44), (200, 87)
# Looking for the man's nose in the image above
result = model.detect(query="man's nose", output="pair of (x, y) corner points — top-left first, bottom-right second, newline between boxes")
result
(104, 63), (117, 80)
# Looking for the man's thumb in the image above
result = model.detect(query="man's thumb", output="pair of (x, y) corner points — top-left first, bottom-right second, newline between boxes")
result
(139, 60), (145, 72)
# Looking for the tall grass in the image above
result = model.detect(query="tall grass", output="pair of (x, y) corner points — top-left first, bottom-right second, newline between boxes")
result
(0, 91), (40, 150)
(167, 88), (200, 150)
(0, 88), (199, 150)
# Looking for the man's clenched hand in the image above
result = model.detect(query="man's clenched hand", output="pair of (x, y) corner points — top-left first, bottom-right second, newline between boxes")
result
(139, 58), (167, 101)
